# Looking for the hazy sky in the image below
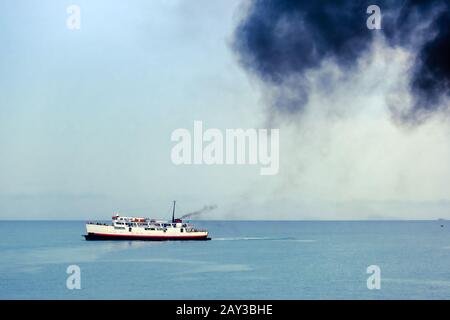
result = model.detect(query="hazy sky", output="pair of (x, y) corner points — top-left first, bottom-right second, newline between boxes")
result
(1, 1), (449, 220)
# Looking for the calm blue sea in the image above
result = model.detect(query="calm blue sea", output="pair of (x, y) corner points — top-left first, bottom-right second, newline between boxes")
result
(1, 220), (450, 299)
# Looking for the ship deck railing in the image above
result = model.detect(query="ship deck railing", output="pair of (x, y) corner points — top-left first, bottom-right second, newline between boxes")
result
(86, 222), (110, 226)
(186, 229), (207, 233)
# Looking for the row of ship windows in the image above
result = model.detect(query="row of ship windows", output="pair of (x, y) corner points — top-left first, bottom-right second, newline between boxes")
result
(115, 222), (185, 228)
(113, 226), (185, 232)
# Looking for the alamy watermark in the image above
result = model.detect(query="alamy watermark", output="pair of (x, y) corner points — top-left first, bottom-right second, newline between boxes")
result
(171, 121), (279, 175)
(366, 265), (381, 290)
(367, 5), (382, 30)
(66, 5), (81, 30)
(66, 265), (81, 290)
(64, 4), (381, 32)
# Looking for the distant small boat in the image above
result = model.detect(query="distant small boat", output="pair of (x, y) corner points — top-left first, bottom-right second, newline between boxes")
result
(83, 201), (210, 241)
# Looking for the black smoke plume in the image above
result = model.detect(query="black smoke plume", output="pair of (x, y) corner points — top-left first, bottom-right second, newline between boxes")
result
(180, 205), (218, 220)
(233, 0), (450, 122)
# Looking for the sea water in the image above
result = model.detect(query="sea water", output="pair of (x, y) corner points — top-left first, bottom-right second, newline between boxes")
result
(0, 220), (450, 299)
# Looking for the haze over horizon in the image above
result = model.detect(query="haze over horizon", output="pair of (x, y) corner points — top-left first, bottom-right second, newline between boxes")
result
(1, 0), (450, 220)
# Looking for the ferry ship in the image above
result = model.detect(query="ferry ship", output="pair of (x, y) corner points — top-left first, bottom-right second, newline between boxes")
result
(84, 201), (210, 241)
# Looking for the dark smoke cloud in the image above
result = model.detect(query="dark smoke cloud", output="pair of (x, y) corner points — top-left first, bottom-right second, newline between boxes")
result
(180, 205), (218, 219)
(233, 0), (450, 122)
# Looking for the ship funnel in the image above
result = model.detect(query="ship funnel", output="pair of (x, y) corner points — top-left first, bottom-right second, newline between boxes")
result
(172, 200), (176, 223)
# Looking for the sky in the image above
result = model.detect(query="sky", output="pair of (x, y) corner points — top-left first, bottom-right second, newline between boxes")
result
(1, 0), (449, 220)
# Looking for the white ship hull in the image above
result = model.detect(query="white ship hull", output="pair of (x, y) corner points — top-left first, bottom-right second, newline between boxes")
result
(84, 223), (210, 241)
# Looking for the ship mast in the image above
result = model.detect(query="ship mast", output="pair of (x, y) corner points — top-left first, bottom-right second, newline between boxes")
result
(172, 200), (176, 223)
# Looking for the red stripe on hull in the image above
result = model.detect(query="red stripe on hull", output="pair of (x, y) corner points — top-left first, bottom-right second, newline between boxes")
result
(84, 232), (210, 241)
